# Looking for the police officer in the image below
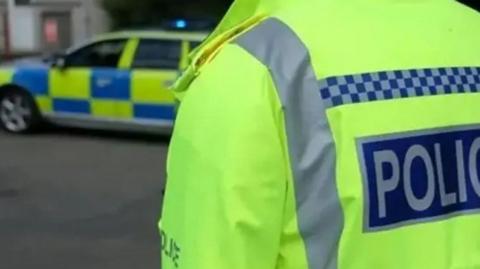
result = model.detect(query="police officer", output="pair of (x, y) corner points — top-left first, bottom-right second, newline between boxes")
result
(160, 1), (480, 268)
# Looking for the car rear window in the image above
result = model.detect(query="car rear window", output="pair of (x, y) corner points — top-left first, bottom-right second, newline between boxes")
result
(132, 39), (181, 70)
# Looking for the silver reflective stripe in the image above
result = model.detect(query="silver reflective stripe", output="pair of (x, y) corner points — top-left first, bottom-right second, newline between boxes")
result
(236, 18), (344, 269)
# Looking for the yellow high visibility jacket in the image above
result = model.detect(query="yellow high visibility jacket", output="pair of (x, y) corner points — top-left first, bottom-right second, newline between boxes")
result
(160, 1), (480, 268)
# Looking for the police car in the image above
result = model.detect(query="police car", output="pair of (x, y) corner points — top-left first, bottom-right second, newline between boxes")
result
(0, 30), (206, 134)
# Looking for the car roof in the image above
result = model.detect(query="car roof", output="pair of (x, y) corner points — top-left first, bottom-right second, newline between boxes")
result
(64, 30), (209, 55)
(96, 30), (208, 42)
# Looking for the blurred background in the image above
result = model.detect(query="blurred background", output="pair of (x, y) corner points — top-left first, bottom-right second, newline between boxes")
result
(0, 1), (232, 269)
(0, 0), (233, 59)
(0, 0), (478, 59)
(0, 1), (478, 269)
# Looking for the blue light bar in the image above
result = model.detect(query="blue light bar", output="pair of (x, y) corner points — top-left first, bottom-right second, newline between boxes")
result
(175, 20), (187, 29)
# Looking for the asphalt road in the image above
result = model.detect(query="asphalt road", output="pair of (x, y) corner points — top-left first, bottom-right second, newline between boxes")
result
(0, 127), (169, 269)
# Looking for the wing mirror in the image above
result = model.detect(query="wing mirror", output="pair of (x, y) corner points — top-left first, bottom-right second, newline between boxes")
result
(54, 56), (67, 69)
(49, 53), (67, 69)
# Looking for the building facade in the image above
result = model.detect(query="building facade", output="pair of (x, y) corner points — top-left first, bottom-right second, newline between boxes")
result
(0, 0), (110, 56)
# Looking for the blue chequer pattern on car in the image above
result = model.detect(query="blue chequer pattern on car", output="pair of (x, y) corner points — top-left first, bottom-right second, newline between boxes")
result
(319, 67), (480, 108)
(7, 67), (175, 121)
(91, 69), (131, 100)
(12, 67), (50, 95)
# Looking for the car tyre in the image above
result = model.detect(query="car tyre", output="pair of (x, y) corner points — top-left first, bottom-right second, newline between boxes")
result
(0, 88), (41, 134)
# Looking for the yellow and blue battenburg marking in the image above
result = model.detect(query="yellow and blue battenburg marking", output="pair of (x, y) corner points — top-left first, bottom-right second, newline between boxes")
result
(11, 67), (53, 113)
(6, 66), (176, 122)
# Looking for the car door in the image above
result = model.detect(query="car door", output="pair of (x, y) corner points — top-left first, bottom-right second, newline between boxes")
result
(129, 38), (182, 125)
(49, 39), (128, 120)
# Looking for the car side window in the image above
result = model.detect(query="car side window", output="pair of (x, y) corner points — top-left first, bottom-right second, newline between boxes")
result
(66, 39), (127, 68)
(132, 39), (181, 70)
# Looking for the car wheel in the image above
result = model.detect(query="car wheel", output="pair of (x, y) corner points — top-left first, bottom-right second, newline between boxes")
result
(0, 89), (41, 134)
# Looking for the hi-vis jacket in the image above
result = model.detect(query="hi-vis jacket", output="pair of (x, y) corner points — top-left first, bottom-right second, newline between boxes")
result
(160, 1), (480, 268)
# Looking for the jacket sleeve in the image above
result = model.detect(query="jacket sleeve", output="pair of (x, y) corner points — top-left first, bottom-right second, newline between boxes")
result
(160, 44), (289, 269)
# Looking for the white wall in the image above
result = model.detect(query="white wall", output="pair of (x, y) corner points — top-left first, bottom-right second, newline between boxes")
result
(1, 0), (110, 54)
(11, 7), (38, 52)
(0, 9), (5, 52)
(35, 0), (110, 38)
(71, 4), (87, 45)
(87, 0), (110, 35)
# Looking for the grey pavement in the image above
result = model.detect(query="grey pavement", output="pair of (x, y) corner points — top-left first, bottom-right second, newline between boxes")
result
(0, 127), (169, 269)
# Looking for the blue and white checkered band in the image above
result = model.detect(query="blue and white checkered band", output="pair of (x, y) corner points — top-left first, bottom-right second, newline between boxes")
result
(319, 67), (480, 108)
